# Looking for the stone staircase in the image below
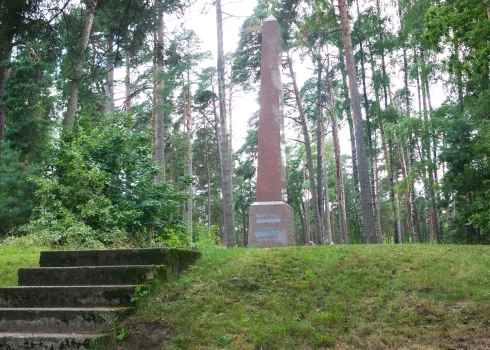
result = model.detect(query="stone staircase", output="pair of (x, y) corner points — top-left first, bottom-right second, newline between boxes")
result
(0, 248), (201, 349)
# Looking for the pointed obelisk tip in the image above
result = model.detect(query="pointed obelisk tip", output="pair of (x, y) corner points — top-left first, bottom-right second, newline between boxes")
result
(264, 15), (277, 22)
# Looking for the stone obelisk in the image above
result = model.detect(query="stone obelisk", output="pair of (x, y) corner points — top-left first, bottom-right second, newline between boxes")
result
(248, 16), (295, 248)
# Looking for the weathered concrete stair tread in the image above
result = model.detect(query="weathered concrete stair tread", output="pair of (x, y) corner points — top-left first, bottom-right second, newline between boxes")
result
(0, 333), (107, 338)
(18, 265), (166, 286)
(1, 248), (201, 349)
(0, 307), (131, 333)
(0, 285), (140, 307)
(40, 248), (201, 271)
(0, 332), (108, 350)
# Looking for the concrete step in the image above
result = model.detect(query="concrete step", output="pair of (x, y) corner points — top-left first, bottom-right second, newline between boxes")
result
(0, 285), (141, 308)
(0, 307), (131, 333)
(18, 265), (166, 286)
(40, 248), (201, 273)
(0, 332), (108, 349)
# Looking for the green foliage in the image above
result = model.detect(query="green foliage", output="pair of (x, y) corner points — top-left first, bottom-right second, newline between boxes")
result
(0, 144), (41, 236)
(191, 224), (220, 250)
(116, 328), (129, 341)
(440, 104), (490, 244)
(19, 113), (188, 249)
(4, 57), (54, 161)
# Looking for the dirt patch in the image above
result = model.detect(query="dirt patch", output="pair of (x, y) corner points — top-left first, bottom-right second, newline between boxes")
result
(108, 320), (173, 350)
(442, 335), (490, 350)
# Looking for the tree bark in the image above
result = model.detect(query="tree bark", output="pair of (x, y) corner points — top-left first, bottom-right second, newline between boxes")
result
(322, 119), (333, 244)
(153, 6), (165, 182)
(330, 98), (348, 244)
(338, 53), (364, 240)
(316, 57), (324, 239)
(63, 0), (98, 129)
(105, 37), (114, 114)
(397, 0), (417, 242)
(216, 0), (235, 247)
(185, 70), (193, 239)
(287, 52), (323, 244)
(338, 0), (378, 243)
(357, 0), (382, 241)
(204, 128), (212, 231)
(420, 48), (441, 243)
(124, 53), (131, 114)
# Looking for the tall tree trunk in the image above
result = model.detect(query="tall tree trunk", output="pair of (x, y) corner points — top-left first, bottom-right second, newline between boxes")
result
(397, 0), (417, 242)
(216, 0), (235, 247)
(330, 97), (348, 245)
(228, 81), (233, 152)
(124, 52), (131, 114)
(420, 48), (441, 243)
(153, 7), (165, 182)
(355, 0), (381, 241)
(453, 37), (464, 111)
(287, 53), (323, 244)
(338, 0), (378, 243)
(64, 0), (98, 129)
(316, 57), (324, 240)
(325, 59), (348, 244)
(416, 48), (433, 242)
(185, 71), (193, 240)
(105, 37), (114, 114)
(322, 119), (333, 244)
(338, 53), (364, 239)
(300, 198), (309, 244)
(204, 129), (212, 231)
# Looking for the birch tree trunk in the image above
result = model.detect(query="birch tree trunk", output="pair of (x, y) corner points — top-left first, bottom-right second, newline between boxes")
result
(338, 0), (378, 243)
(216, 0), (235, 247)
(64, 0), (98, 129)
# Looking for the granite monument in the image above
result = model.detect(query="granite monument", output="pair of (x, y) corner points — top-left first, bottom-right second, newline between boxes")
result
(248, 16), (295, 248)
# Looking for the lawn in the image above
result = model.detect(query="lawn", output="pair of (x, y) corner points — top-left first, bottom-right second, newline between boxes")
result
(0, 246), (44, 286)
(113, 244), (490, 349)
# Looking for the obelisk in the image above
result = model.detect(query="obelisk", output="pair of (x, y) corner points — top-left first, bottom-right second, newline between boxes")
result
(248, 16), (295, 248)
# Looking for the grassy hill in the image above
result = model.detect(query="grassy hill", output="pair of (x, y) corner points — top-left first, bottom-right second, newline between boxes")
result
(112, 245), (490, 349)
(1, 244), (488, 349)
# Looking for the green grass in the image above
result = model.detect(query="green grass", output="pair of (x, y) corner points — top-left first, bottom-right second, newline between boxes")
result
(0, 246), (45, 286)
(115, 244), (490, 349)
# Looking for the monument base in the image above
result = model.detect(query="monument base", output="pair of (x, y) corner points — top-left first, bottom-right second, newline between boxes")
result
(248, 201), (295, 248)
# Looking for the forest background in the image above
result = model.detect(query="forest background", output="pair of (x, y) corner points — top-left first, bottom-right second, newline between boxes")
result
(0, 0), (489, 249)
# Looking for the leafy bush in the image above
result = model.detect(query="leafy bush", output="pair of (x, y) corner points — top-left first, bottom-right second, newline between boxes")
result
(19, 113), (188, 248)
(191, 224), (220, 250)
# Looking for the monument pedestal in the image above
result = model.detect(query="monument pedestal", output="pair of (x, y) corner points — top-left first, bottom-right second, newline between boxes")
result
(248, 201), (295, 248)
